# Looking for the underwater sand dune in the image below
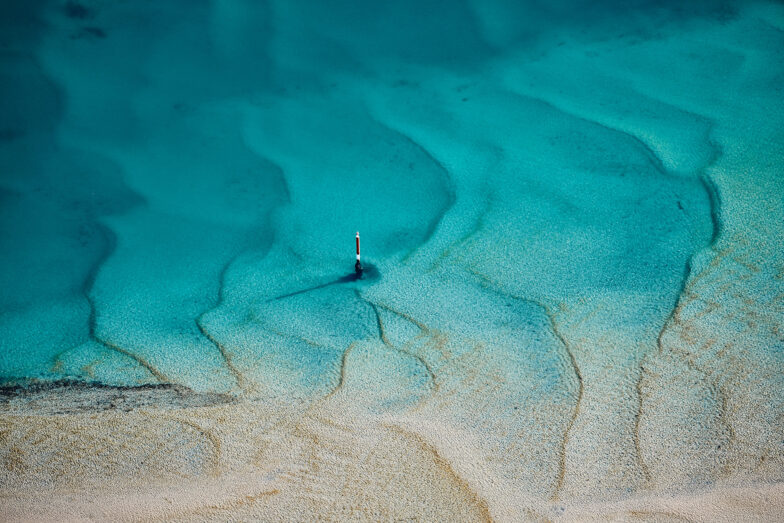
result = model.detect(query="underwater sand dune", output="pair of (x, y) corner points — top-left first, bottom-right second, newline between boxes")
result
(1, 0), (783, 520)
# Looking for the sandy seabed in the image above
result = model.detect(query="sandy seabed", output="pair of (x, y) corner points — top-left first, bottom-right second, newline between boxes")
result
(1, 385), (783, 522)
(2, 0), (784, 521)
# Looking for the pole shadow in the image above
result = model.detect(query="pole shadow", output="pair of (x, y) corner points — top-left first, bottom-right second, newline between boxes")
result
(268, 263), (381, 302)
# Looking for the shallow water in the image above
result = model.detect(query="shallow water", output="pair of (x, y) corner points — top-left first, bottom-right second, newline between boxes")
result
(1, 0), (783, 504)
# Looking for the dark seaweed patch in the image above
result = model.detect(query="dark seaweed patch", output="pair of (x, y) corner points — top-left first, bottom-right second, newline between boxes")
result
(0, 128), (23, 142)
(83, 26), (106, 38)
(70, 26), (107, 40)
(0, 380), (235, 415)
(63, 1), (92, 20)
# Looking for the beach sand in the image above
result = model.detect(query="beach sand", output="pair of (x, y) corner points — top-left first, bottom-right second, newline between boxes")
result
(1, 384), (783, 521)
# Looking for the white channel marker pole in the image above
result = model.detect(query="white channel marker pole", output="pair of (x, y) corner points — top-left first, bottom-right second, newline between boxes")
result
(355, 231), (363, 274)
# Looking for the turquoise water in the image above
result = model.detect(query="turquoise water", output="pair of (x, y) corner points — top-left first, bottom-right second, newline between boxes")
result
(0, 0), (716, 387)
(1, 0), (783, 497)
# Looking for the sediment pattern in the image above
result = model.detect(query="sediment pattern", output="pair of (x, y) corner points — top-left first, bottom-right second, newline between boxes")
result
(1, 0), (783, 520)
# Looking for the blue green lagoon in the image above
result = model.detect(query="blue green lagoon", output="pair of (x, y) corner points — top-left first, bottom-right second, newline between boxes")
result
(1, 1), (783, 520)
